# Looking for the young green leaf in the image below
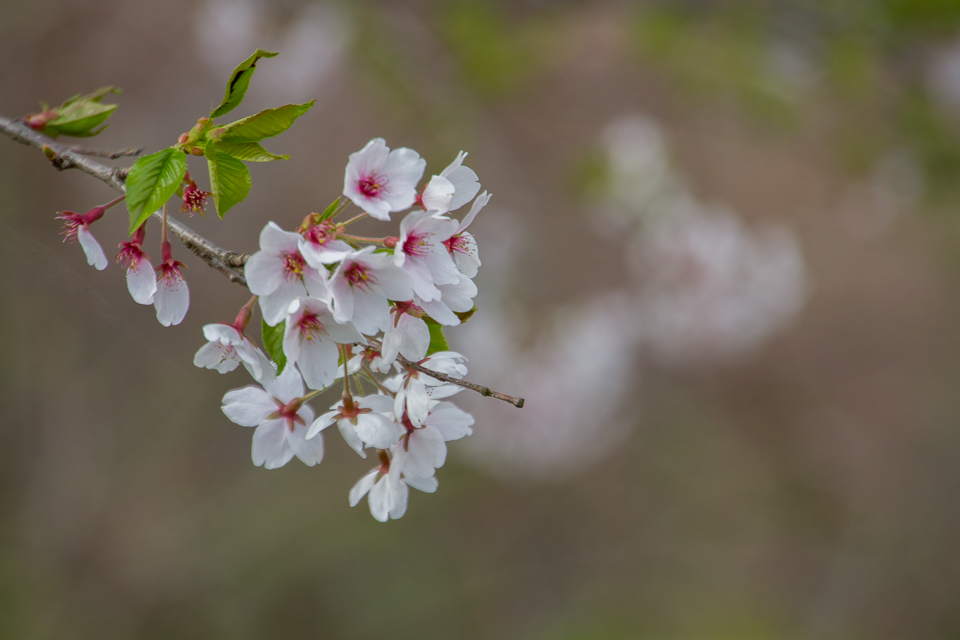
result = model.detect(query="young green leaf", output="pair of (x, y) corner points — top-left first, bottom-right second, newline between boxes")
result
(426, 322), (449, 356)
(317, 197), (342, 222)
(205, 145), (252, 218)
(43, 87), (121, 137)
(125, 147), (187, 233)
(210, 49), (278, 119)
(212, 141), (289, 162)
(212, 101), (315, 144)
(46, 103), (117, 137)
(262, 319), (287, 373)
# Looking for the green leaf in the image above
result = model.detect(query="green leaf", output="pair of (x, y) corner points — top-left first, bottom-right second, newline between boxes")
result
(262, 319), (287, 373)
(45, 87), (121, 137)
(60, 86), (120, 107)
(125, 147), (187, 233)
(213, 101), (315, 143)
(426, 322), (449, 356)
(205, 145), (251, 218)
(317, 197), (341, 222)
(212, 141), (289, 162)
(210, 49), (278, 119)
(46, 103), (117, 137)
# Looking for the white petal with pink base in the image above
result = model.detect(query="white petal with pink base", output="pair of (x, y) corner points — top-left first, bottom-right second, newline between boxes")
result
(343, 138), (426, 221)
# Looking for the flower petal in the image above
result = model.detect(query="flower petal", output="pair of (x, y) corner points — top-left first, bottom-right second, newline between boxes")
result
(77, 226), (107, 270)
(349, 469), (379, 506)
(126, 259), (157, 304)
(252, 420), (294, 469)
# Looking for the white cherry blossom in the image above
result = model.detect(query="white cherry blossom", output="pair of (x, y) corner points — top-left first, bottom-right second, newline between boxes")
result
(381, 302), (431, 365)
(298, 220), (353, 267)
(394, 210), (460, 301)
(194, 323), (264, 378)
(307, 394), (400, 456)
(154, 240), (189, 327)
(283, 297), (363, 390)
(390, 399), (474, 480)
(350, 458), (438, 522)
(58, 210), (108, 270)
(221, 364), (322, 469)
(329, 246), (414, 335)
(116, 227), (156, 304)
(343, 138), (426, 221)
(245, 222), (329, 326)
(418, 275), (478, 326)
(443, 191), (490, 278)
(421, 151), (480, 215)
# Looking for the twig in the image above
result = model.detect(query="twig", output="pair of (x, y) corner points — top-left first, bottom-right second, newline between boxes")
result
(66, 145), (143, 159)
(396, 355), (525, 408)
(0, 113), (524, 408)
(0, 115), (248, 285)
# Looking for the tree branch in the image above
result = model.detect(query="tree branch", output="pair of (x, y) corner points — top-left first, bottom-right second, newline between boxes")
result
(0, 114), (524, 409)
(66, 145), (143, 159)
(396, 355), (525, 408)
(0, 115), (248, 284)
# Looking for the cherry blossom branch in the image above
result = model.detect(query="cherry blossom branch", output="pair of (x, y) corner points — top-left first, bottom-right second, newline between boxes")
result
(0, 114), (525, 409)
(0, 115), (249, 284)
(396, 355), (526, 408)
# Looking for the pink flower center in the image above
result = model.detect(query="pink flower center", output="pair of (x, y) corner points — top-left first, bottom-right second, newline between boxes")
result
(359, 174), (385, 198)
(443, 234), (472, 256)
(297, 311), (327, 342)
(56, 212), (85, 243)
(157, 261), (185, 288)
(305, 222), (337, 247)
(345, 263), (378, 293)
(181, 184), (210, 215)
(283, 252), (306, 282)
(275, 398), (306, 432)
(403, 231), (431, 258)
(116, 241), (146, 270)
(392, 300), (425, 325)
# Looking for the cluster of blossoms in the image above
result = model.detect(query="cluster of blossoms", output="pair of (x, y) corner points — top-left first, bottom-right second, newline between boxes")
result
(61, 137), (494, 521)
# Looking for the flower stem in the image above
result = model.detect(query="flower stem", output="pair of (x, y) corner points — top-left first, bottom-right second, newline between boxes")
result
(340, 212), (367, 226)
(361, 365), (393, 396)
(337, 233), (387, 245)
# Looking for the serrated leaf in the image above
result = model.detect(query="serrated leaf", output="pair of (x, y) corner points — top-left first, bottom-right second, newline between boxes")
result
(317, 197), (341, 222)
(211, 49), (278, 119)
(426, 322), (449, 356)
(214, 101), (315, 144)
(212, 141), (289, 162)
(61, 86), (120, 108)
(43, 87), (121, 137)
(205, 145), (251, 218)
(46, 103), (117, 137)
(125, 147), (187, 233)
(262, 319), (287, 373)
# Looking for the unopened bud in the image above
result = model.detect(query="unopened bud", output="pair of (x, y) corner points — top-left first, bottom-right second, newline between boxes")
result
(24, 111), (59, 130)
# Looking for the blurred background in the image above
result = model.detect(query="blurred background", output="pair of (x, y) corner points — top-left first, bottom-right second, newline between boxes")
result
(3, 0), (960, 638)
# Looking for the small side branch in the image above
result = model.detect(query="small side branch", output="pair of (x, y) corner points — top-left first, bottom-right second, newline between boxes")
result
(396, 355), (525, 408)
(67, 145), (143, 159)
